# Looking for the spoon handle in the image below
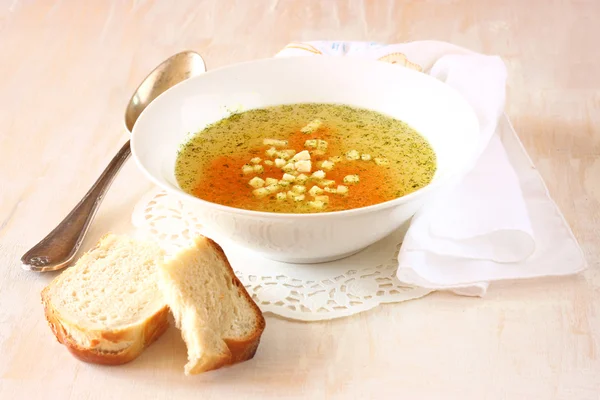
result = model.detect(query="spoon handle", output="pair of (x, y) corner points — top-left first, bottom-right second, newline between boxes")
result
(21, 140), (131, 271)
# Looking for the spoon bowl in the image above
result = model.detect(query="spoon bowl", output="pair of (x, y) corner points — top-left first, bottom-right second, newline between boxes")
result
(125, 52), (206, 131)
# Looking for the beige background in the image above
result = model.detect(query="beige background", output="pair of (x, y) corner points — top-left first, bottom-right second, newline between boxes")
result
(1, 1), (599, 399)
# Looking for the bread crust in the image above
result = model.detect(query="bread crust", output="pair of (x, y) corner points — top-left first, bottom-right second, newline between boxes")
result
(181, 237), (266, 374)
(42, 287), (169, 365)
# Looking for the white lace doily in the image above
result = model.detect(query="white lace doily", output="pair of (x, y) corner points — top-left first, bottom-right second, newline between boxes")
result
(131, 189), (432, 321)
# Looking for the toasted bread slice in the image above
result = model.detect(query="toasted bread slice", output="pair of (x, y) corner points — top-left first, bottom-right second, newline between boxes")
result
(41, 234), (169, 365)
(158, 236), (266, 375)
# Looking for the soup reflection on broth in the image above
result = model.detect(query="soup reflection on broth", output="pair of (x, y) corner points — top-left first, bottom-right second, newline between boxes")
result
(175, 103), (436, 213)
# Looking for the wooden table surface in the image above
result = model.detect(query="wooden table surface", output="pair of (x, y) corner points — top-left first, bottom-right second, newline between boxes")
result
(1, 1), (599, 399)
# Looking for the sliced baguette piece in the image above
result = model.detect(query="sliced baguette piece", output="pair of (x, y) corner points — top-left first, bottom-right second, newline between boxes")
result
(158, 236), (266, 375)
(41, 234), (169, 365)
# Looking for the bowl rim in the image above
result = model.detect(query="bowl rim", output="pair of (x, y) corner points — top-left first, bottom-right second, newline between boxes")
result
(131, 56), (480, 220)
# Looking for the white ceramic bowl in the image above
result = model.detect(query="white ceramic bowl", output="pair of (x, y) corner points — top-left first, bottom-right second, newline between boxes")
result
(131, 56), (479, 263)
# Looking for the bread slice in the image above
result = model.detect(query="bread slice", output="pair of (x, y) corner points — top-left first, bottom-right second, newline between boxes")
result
(41, 234), (169, 365)
(158, 236), (266, 375)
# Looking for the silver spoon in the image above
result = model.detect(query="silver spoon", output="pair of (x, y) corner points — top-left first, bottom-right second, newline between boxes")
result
(21, 51), (206, 272)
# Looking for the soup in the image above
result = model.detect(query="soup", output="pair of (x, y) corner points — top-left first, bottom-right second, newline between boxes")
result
(175, 103), (436, 213)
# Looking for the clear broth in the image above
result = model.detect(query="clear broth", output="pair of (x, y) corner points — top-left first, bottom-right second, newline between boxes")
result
(175, 103), (436, 213)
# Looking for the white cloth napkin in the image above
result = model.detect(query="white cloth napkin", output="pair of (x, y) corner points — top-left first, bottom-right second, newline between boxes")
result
(276, 41), (586, 296)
